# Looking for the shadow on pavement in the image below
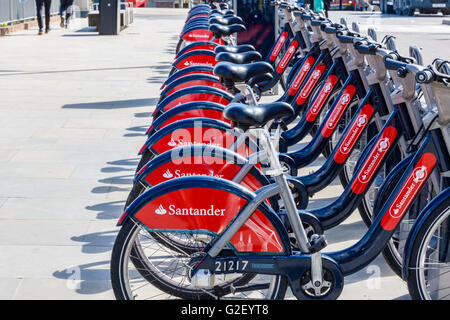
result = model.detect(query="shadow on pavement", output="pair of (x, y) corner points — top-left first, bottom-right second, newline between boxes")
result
(53, 260), (112, 295)
(63, 98), (159, 110)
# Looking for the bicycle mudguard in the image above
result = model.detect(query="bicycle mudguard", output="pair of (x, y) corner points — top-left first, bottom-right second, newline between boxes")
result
(176, 41), (217, 58)
(186, 13), (210, 23)
(160, 74), (225, 100)
(162, 65), (215, 90)
(154, 86), (233, 116)
(146, 101), (228, 135)
(135, 145), (268, 193)
(118, 176), (290, 254)
(182, 28), (214, 42)
(139, 118), (255, 159)
(402, 187), (450, 279)
(173, 50), (217, 70)
(181, 22), (210, 35)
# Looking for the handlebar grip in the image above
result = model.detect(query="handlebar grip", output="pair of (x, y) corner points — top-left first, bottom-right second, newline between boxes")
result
(384, 58), (408, 71)
(337, 34), (356, 43)
(416, 69), (434, 84)
(301, 13), (312, 20)
(310, 19), (324, 26)
(354, 43), (377, 55)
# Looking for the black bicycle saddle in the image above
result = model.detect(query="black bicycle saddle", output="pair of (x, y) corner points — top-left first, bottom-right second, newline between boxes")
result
(214, 44), (256, 54)
(224, 102), (294, 128)
(214, 61), (274, 82)
(215, 51), (262, 64)
(209, 24), (246, 38)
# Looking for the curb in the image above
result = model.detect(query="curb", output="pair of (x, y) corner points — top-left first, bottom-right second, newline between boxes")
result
(0, 15), (60, 37)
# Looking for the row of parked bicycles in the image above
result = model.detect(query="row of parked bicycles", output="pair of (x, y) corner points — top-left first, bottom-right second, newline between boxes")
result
(109, 0), (450, 300)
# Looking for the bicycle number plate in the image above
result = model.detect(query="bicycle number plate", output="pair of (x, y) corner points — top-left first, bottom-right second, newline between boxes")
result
(432, 3), (445, 7)
(215, 260), (249, 273)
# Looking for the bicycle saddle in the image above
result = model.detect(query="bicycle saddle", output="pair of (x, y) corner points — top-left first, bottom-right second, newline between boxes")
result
(215, 44), (256, 54)
(216, 51), (262, 64)
(209, 15), (243, 25)
(214, 61), (274, 82)
(223, 102), (294, 128)
(209, 24), (246, 38)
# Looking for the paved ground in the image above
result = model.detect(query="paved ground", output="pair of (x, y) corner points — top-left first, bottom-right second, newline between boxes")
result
(0, 8), (446, 300)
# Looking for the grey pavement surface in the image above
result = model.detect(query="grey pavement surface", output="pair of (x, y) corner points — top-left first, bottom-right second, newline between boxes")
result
(0, 8), (447, 300)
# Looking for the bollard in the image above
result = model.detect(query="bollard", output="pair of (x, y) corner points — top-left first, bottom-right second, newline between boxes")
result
(99, 0), (120, 35)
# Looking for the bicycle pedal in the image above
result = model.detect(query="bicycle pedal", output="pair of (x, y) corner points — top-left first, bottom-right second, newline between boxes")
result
(307, 234), (328, 253)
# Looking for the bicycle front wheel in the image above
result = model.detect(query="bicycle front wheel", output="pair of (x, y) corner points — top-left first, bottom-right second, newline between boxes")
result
(407, 195), (450, 300)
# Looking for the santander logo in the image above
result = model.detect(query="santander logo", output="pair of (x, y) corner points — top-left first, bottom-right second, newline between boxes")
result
(182, 61), (213, 67)
(168, 138), (177, 147)
(351, 127), (397, 195)
(382, 153), (437, 230)
(413, 166), (428, 183)
(358, 138), (390, 183)
(155, 204), (167, 215)
(188, 33), (210, 39)
(270, 32), (287, 61)
(154, 204), (226, 216)
(335, 106), (374, 162)
(163, 170), (173, 179)
(326, 93), (351, 129)
(288, 57), (315, 96)
(162, 169), (224, 179)
(300, 70), (321, 98)
(377, 137), (390, 153)
(357, 114), (368, 127)
(167, 138), (220, 147)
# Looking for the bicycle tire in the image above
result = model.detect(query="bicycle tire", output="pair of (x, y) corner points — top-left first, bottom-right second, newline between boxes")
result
(111, 219), (289, 300)
(406, 196), (450, 300)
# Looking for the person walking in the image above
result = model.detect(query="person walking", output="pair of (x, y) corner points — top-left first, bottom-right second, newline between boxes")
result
(324, 0), (331, 17)
(59, 0), (74, 28)
(35, 0), (52, 35)
(314, 0), (324, 12)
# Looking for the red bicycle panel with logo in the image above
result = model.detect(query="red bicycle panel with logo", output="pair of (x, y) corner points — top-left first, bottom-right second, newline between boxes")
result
(334, 104), (375, 164)
(158, 109), (230, 130)
(351, 126), (398, 194)
(175, 54), (217, 70)
(134, 188), (284, 253)
(182, 30), (214, 42)
(161, 93), (231, 112)
(151, 127), (253, 158)
(321, 85), (356, 138)
(295, 63), (326, 106)
(381, 153), (437, 231)
(287, 56), (315, 97)
(175, 44), (216, 58)
(275, 40), (299, 74)
(144, 156), (264, 190)
(269, 31), (288, 62)
(305, 75), (338, 123)
(165, 80), (227, 97)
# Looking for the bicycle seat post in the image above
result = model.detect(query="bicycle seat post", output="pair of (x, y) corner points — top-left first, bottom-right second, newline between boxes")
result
(253, 128), (311, 253)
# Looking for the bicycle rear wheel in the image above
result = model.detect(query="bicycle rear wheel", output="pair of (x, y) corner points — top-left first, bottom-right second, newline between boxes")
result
(111, 219), (288, 300)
